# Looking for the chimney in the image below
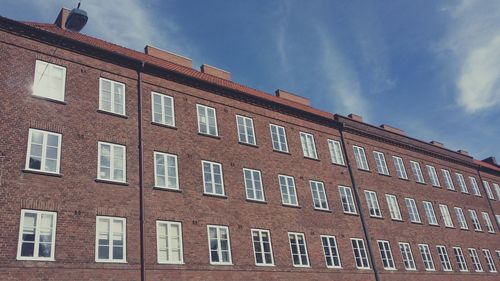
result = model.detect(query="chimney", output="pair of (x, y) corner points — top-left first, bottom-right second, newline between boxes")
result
(275, 89), (310, 106)
(457, 149), (469, 156)
(380, 124), (406, 136)
(54, 7), (71, 29)
(482, 156), (498, 166)
(430, 141), (444, 148)
(200, 64), (231, 80)
(348, 114), (363, 122)
(144, 45), (192, 68)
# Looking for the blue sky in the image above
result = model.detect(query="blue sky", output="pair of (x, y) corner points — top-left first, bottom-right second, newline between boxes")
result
(2, 0), (499, 160)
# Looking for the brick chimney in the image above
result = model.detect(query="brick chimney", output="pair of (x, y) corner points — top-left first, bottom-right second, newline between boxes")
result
(457, 150), (469, 156)
(275, 89), (310, 106)
(144, 45), (192, 68)
(347, 114), (363, 122)
(482, 156), (498, 166)
(200, 64), (231, 80)
(380, 124), (406, 136)
(54, 7), (71, 29)
(430, 141), (444, 148)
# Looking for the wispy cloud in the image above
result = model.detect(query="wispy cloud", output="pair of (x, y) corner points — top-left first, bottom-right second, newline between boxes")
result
(439, 0), (500, 113)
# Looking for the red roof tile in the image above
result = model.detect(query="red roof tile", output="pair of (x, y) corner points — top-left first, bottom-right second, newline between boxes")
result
(474, 160), (500, 173)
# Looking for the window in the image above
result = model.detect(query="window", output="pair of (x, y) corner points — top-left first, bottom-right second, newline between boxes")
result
(439, 204), (454, 228)
(327, 139), (345, 165)
(405, 198), (421, 223)
(154, 152), (178, 190)
(202, 161), (224, 196)
(279, 175), (298, 206)
(386, 194), (402, 221)
(436, 246), (452, 271)
(392, 156), (408, 179)
(351, 238), (370, 269)
(251, 229), (274, 266)
(156, 221), (183, 264)
(469, 177), (481, 196)
(99, 78), (125, 115)
(207, 225), (232, 265)
(469, 210), (482, 231)
(468, 248), (483, 272)
(410, 161), (425, 183)
(426, 165), (440, 187)
(269, 124), (288, 153)
(441, 169), (455, 190)
(95, 216), (126, 263)
(378, 240), (396, 270)
(365, 190), (382, 218)
(33, 60), (66, 102)
(353, 146), (369, 170)
(454, 207), (468, 229)
(456, 173), (468, 193)
(339, 186), (357, 214)
(288, 232), (310, 267)
(25, 129), (62, 174)
(310, 180), (329, 210)
(321, 235), (341, 268)
(399, 242), (416, 270)
(419, 244), (435, 271)
(300, 132), (317, 159)
(197, 104), (218, 136)
(481, 212), (495, 233)
(236, 115), (256, 145)
(17, 210), (57, 261)
(151, 92), (175, 126)
(453, 247), (468, 272)
(483, 181), (495, 200)
(98, 142), (126, 182)
(497, 215), (500, 227)
(483, 249), (497, 272)
(373, 151), (389, 175)
(494, 183), (500, 200)
(244, 168), (264, 202)
(422, 201), (438, 225)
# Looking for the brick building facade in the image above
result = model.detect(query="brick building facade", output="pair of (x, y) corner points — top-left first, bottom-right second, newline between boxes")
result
(0, 8), (499, 281)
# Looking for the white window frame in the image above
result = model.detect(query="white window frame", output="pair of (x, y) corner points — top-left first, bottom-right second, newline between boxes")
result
(243, 168), (265, 202)
(468, 248), (483, 272)
(436, 245), (452, 271)
(279, 175), (298, 206)
(469, 209), (482, 231)
(422, 201), (438, 226)
(426, 165), (440, 187)
(419, 244), (435, 271)
(196, 104), (218, 136)
(207, 225), (232, 265)
(95, 216), (127, 263)
(339, 186), (357, 214)
(453, 247), (468, 272)
(99, 77), (126, 115)
(321, 235), (342, 268)
(153, 152), (179, 190)
(494, 183), (500, 200)
(269, 124), (288, 153)
(327, 139), (345, 165)
(25, 129), (62, 174)
(410, 161), (425, 183)
(353, 145), (369, 171)
(236, 115), (256, 145)
(483, 249), (497, 272)
(151, 92), (175, 127)
(156, 221), (183, 264)
(392, 156), (408, 179)
(300, 132), (318, 159)
(399, 242), (416, 271)
(405, 198), (421, 223)
(454, 207), (468, 230)
(16, 209), (57, 261)
(377, 240), (396, 270)
(439, 204), (454, 228)
(441, 169), (455, 190)
(351, 238), (370, 269)
(373, 151), (389, 175)
(386, 194), (402, 221)
(469, 176), (481, 197)
(482, 181), (495, 200)
(97, 142), (126, 183)
(456, 173), (468, 193)
(288, 232), (310, 267)
(481, 212), (495, 233)
(251, 229), (275, 266)
(365, 190), (382, 218)
(310, 180), (329, 211)
(202, 160), (225, 196)
(33, 60), (66, 102)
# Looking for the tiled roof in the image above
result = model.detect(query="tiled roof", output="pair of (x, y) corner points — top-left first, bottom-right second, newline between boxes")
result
(474, 160), (500, 173)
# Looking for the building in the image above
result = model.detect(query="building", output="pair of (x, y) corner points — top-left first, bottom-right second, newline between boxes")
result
(0, 7), (499, 281)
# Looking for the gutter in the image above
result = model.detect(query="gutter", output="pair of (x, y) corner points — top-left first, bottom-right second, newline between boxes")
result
(137, 61), (146, 281)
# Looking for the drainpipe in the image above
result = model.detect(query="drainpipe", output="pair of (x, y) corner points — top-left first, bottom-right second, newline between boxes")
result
(476, 167), (500, 231)
(137, 61), (146, 281)
(339, 123), (381, 281)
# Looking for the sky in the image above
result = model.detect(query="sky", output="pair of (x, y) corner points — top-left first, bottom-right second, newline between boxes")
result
(1, 0), (499, 160)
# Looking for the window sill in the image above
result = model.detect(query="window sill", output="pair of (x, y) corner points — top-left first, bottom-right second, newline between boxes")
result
(198, 132), (221, 139)
(209, 263), (233, 266)
(238, 141), (259, 148)
(343, 212), (359, 217)
(95, 260), (128, 264)
(153, 186), (182, 193)
(95, 179), (129, 186)
(432, 185), (442, 188)
(357, 168), (371, 173)
(447, 189), (457, 192)
(151, 122), (177, 130)
(304, 156), (320, 162)
(429, 224), (440, 228)
(272, 149), (291, 155)
(30, 94), (67, 105)
(203, 193), (227, 199)
(378, 173), (391, 178)
(282, 204), (301, 209)
(410, 221), (423, 225)
(398, 177), (410, 181)
(444, 226), (455, 229)
(17, 257), (56, 262)
(157, 261), (185, 265)
(246, 199), (267, 204)
(97, 109), (128, 119)
(369, 215), (384, 220)
(391, 219), (405, 223)
(331, 162), (346, 168)
(314, 208), (332, 213)
(416, 181), (427, 186)
(22, 169), (63, 177)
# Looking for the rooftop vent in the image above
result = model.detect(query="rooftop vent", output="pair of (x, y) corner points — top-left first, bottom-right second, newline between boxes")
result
(144, 45), (192, 68)
(54, 8), (70, 29)
(348, 113), (363, 122)
(200, 64), (231, 80)
(275, 89), (310, 106)
(482, 156), (498, 166)
(430, 141), (444, 148)
(380, 124), (406, 135)
(457, 149), (469, 156)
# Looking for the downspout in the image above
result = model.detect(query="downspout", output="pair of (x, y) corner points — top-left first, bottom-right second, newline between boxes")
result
(476, 166), (500, 231)
(137, 61), (146, 281)
(339, 123), (381, 281)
